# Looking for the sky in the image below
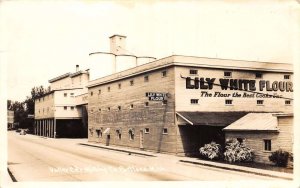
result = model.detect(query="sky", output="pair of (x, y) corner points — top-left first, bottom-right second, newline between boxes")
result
(1, 0), (299, 102)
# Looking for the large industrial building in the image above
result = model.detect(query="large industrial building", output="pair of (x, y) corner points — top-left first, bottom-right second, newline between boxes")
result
(86, 35), (293, 163)
(34, 65), (89, 138)
(32, 34), (293, 164)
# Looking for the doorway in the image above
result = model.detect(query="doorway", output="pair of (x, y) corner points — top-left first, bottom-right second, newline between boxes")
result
(139, 130), (144, 150)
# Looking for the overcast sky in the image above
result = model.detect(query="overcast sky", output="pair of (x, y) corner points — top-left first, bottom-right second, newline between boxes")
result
(1, 0), (299, 102)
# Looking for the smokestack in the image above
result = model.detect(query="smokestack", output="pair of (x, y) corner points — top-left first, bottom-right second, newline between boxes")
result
(76, 65), (79, 72)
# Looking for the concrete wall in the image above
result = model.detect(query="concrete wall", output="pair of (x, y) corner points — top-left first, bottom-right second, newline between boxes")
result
(225, 116), (293, 164)
(35, 93), (55, 119)
(71, 73), (89, 92)
(88, 67), (176, 153)
(174, 66), (293, 113)
(50, 76), (72, 90)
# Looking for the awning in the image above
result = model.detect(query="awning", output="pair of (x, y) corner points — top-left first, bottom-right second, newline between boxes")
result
(103, 128), (110, 134)
(176, 111), (248, 126)
(223, 113), (279, 132)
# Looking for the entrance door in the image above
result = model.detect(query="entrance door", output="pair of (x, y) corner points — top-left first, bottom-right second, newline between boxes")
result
(139, 130), (144, 149)
(106, 134), (110, 146)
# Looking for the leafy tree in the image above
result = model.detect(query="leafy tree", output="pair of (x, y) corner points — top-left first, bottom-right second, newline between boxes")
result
(7, 85), (49, 131)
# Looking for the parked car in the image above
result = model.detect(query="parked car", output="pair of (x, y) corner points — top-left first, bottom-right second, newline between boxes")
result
(16, 129), (21, 133)
(20, 129), (26, 135)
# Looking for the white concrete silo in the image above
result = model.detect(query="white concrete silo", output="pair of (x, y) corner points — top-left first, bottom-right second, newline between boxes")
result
(115, 55), (137, 72)
(89, 52), (116, 81)
(137, 57), (156, 66)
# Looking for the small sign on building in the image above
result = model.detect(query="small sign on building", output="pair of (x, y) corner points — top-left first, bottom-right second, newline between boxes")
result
(146, 92), (167, 101)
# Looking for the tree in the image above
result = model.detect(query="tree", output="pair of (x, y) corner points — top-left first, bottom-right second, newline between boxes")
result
(7, 85), (48, 131)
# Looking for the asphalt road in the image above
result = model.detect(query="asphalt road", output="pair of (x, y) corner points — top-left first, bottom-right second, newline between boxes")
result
(7, 131), (286, 181)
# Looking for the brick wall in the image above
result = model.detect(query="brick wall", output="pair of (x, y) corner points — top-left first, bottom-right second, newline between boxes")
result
(88, 67), (176, 153)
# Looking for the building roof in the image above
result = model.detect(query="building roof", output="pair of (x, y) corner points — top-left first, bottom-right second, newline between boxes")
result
(109, 34), (127, 38)
(87, 55), (293, 88)
(223, 113), (279, 131)
(70, 70), (89, 78)
(176, 111), (248, 126)
(49, 73), (71, 83)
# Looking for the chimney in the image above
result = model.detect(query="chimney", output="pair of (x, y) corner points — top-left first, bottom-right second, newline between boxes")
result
(109, 34), (127, 55)
(76, 65), (79, 72)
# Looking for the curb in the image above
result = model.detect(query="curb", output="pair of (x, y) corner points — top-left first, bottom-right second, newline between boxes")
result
(179, 160), (293, 180)
(7, 168), (17, 182)
(79, 143), (157, 157)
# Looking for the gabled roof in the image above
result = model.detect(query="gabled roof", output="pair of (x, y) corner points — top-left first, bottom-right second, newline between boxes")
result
(176, 111), (248, 126)
(223, 113), (279, 131)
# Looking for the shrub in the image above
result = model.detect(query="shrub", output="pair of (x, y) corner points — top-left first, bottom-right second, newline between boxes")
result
(199, 141), (222, 160)
(223, 139), (254, 163)
(269, 149), (290, 167)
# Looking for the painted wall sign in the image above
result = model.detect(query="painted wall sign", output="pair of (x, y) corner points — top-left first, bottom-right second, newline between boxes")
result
(146, 92), (167, 101)
(186, 77), (293, 92)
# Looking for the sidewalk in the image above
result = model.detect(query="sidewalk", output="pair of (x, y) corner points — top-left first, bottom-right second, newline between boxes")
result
(81, 141), (293, 180)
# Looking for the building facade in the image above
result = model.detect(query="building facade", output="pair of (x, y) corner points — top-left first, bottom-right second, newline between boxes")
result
(87, 55), (293, 157)
(7, 110), (14, 129)
(224, 113), (293, 165)
(34, 66), (89, 138)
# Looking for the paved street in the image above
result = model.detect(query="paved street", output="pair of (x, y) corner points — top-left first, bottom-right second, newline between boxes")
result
(7, 131), (288, 181)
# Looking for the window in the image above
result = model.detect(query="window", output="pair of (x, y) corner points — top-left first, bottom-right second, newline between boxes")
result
(64, 106), (67, 110)
(70, 93), (74, 96)
(38, 110), (40, 114)
(237, 138), (244, 143)
(145, 102), (149, 107)
(116, 130), (121, 140)
(107, 107), (110, 111)
(39, 99), (40, 102)
(129, 129), (134, 140)
(162, 70), (167, 77)
(89, 128), (94, 136)
(71, 106), (75, 110)
(257, 100), (264, 105)
(162, 100), (167, 105)
(90, 91), (93, 96)
(285, 100), (291, 105)
(130, 104), (134, 109)
(144, 128), (150, 134)
(255, 72), (263, 79)
(118, 83), (121, 89)
(162, 128), (168, 135)
(98, 108), (102, 112)
(64, 93), (67, 97)
(225, 99), (232, 105)
(118, 106), (121, 111)
(224, 71), (232, 77)
(264, 139), (271, 151)
(96, 129), (102, 138)
(98, 89), (101, 95)
(144, 75), (149, 82)
(107, 87), (110, 92)
(130, 80), (134, 86)
(190, 69), (198, 75)
(284, 75), (290, 79)
(191, 99), (199, 104)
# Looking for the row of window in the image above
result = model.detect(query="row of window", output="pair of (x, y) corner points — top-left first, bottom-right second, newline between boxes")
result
(64, 93), (74, 97)
(38, 106), (75, 114)
(237, 138), (272, 151)
(90, 127), (168, 140)
(37, 93), (54, 102)
(189, 69), (291, 80)
(90, 70), (168, 96)
(90, 101), (168, 113)
(191, 99), (292, 105)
